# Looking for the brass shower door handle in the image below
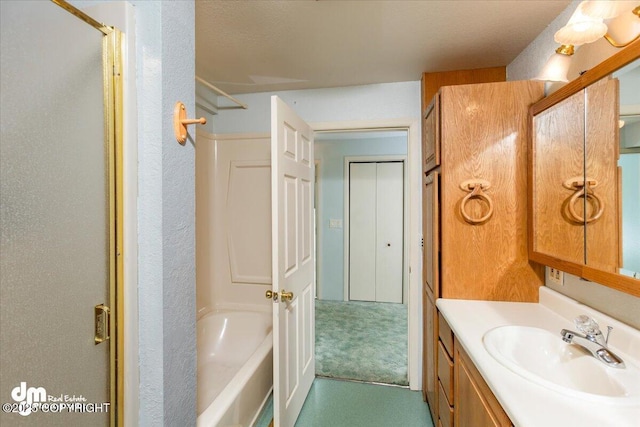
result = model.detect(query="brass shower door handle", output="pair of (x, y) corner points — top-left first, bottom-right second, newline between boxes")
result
(94, 304), (110, 345)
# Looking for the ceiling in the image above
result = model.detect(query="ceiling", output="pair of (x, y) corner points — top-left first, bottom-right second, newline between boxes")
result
(195, 0), (572, 95)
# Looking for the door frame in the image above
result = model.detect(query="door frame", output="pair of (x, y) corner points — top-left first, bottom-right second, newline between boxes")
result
(51, 2), (128, 425)
(343, 156), (408, 303)
(315, 158), (322, 299)
(312, 118), (422, 390)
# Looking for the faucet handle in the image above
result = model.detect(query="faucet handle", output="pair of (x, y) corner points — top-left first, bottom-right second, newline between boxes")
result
(575, 315), (601, 335)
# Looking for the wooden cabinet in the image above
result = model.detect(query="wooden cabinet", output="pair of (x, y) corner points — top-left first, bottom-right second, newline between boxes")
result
(423, 172), (439, 297)
(421, 80), (545, 422)
(423, 97), (440, 173)
(433, 315), (511, 427)
(528, 45), (639, 296)
(455, 339), (511, 427)
(531, 77), (620, 273)
(531, 88), (586, 265)
(420, 67), (506, 113)
(436, 81), (544, 301)
(436, 312), (454, 427)
(422, 290), (437, 421)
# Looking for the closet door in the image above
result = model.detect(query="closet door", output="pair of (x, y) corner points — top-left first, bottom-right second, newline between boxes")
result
(349, 162), (404, 303)
(349, 163), (377, 301)
(375, 162), (404, 303)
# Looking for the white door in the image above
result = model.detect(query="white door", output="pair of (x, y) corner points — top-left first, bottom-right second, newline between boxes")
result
(271, 96), (315, 427)
(349, 163), (378, 301)
(375, 162), (404, 303)
(349, 162), (404, 303)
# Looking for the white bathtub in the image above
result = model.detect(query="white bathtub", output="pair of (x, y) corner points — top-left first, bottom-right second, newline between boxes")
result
(197, 310), (273, 427)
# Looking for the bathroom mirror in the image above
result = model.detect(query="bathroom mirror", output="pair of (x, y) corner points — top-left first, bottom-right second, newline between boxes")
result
(529, 42), (640, 297)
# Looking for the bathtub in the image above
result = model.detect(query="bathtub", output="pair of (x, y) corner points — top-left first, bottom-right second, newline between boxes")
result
(197, 310), (273, 427)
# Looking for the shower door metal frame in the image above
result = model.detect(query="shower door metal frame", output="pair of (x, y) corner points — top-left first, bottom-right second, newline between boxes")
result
(51, 1), (125, 425)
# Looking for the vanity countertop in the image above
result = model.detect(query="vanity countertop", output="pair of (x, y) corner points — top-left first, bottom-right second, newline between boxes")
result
(436, 287), (640, 427)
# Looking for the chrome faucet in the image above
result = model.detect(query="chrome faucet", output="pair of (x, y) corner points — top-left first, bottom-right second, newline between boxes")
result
(560, 315), (625, 368)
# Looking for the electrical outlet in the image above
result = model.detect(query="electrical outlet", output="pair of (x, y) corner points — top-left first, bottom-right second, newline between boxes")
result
(548, 267), (564, 286)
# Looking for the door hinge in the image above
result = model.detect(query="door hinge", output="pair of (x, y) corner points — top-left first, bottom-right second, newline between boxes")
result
(94, 304), (110, 345)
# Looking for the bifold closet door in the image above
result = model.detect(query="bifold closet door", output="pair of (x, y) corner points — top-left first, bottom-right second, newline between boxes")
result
(376, 162), (404, 303)
(349, 163), (377, 301)
(349, 162), (403, 303)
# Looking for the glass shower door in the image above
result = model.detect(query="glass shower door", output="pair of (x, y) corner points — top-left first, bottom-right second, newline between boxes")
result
(1, 1), (114, 425)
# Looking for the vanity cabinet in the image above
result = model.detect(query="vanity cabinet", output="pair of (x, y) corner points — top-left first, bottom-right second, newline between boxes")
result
(437, 313), (454, 427)
(422, 289), (436, 420)
(421, 80), (545, 422)
(436, 314), (511, 427)
(454, 340), (511, 427)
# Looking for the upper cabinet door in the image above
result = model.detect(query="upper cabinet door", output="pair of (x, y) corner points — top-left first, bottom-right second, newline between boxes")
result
(423, 95), (440, 173)
(532, 89), (586, 266)
(584, 78), (620, 273)
(531, 78), (620, 272)
(529, 44), (640, 297)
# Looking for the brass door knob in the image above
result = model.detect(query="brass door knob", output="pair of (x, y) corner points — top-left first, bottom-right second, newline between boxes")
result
(280, 290), (294, 301)
(265, 290), (276, 300)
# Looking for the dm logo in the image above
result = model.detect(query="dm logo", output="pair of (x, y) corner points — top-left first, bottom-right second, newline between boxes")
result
(11, 382), (46, 416)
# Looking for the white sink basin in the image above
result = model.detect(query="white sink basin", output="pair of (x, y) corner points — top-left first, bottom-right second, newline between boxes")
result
(482, 326), (640, 403)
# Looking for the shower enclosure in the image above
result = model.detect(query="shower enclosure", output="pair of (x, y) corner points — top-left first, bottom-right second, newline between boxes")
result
(0, 1), (123, 425)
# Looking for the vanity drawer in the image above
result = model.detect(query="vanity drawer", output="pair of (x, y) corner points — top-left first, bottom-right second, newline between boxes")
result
(437, 340), (454, 404)
(438, 381), (454, 427)
(438, 312), (454, 357)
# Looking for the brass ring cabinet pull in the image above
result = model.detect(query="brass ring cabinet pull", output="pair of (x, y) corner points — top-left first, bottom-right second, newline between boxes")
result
(459, 179), (494, 224)
(563, 177), (604, 223)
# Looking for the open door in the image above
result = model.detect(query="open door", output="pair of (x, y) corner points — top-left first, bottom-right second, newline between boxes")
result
(271, 96), (315, 427)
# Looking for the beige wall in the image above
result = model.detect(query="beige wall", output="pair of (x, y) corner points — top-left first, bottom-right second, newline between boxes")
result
(508, 1), (640, 328)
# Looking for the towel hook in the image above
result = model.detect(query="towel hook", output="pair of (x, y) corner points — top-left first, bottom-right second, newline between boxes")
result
(174, 101), (206, 144)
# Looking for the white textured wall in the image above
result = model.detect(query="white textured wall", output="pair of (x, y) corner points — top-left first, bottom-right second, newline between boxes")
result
(132, 1), (196, 425)
(510, 2), (640, 327)
(507, 0), (579, 81)
(212, 81), (420, 134)
(507, 0), (626, 86)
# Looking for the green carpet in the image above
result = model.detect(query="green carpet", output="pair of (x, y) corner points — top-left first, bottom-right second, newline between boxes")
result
(315, 300), (408, 386)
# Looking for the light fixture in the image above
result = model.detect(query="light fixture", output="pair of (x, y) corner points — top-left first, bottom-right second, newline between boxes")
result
(536, 44), (575, 82)
(581, 1), (630, 20)
(555, 2), (608, 45)
(602, 5), (640, 47)
(538, 2), (639, 82)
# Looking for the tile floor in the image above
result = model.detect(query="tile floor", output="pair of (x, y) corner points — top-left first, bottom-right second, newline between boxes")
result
(256, 378), (433, 427)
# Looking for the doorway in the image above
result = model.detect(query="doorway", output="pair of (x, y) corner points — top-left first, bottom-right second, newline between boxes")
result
(314, 130), (409, 386)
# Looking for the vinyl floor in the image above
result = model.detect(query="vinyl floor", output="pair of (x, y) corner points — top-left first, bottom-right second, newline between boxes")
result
(255, 378), (433, 427)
